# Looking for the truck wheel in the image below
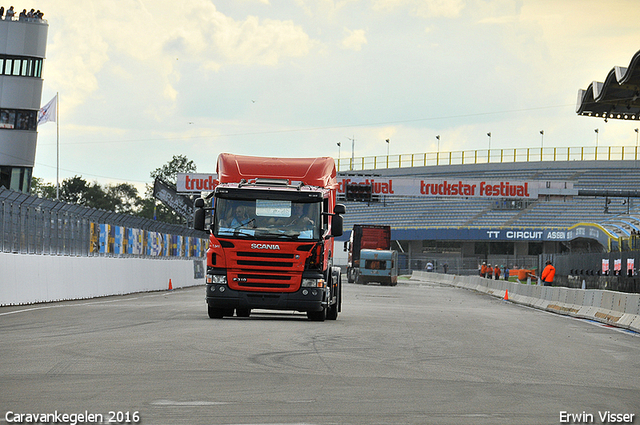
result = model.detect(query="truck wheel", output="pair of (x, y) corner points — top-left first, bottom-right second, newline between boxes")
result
(326, 273), (341, 320)
(236, 307), (251, 318)
(347, 268), (355, 283)
(208, 304), (224, 319)
(307, 308), (326, 321)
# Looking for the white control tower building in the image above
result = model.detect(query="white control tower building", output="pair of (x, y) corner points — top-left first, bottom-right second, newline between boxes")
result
(0, 12), (48, 193)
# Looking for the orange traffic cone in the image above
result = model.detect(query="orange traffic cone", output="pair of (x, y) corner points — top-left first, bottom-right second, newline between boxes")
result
(503, 289), (508, 300)
(168, 279), (173, 290)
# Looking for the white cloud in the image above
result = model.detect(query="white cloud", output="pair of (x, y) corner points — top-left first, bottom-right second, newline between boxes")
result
(372, 0), (465, 18)
(212, 16), (312, 66)
(44, 0), (314, 118)
(341, 28), (367, 51)
(31, 0), (640, 188)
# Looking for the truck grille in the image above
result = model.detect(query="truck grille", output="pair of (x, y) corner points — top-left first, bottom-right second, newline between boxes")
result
(228, 250), (302, 292)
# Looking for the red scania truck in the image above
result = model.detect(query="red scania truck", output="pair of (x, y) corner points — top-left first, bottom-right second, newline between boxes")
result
(193, 153), (345, 321)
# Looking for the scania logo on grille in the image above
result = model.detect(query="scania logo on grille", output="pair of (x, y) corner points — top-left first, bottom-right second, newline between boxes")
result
(233, 277), (248, 282)
(251, 243), (280, 250)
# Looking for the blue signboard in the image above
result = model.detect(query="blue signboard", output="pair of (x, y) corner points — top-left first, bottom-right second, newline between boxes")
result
(339, 224), (612, 247)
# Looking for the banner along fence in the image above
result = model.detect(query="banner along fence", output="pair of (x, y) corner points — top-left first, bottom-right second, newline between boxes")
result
(0, 187), (207, 258)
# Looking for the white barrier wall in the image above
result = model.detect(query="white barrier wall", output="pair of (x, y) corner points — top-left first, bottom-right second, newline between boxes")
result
(411, 271), (640, 333)
(0, 253), (204, 306)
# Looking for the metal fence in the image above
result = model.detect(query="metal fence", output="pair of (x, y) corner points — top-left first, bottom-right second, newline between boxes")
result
(0, 187), (207, 257)
(336, 145), (640, 172)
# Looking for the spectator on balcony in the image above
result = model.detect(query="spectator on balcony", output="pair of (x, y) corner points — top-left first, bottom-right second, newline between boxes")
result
(5, 6), (15, 20)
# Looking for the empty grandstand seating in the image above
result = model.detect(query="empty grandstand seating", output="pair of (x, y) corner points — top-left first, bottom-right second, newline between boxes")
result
(340, 160), (640, 238)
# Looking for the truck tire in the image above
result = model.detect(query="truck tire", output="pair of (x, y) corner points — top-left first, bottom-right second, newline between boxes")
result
(354, 269), (361, 284)
(326, 271), (341, 320)
(208, 304), (224, 319)
(236, 307), (251, 318)
(307, 308), (326, 321)
(347, 267), (355, 283)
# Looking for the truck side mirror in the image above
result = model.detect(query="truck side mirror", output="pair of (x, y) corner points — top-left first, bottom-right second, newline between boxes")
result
(334, 204), (346, 215)
(331, 214), (343, 237)
(194, 198), (206, 231)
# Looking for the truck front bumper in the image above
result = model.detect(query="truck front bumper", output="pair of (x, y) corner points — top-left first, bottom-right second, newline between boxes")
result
(206, 284), (326, 312)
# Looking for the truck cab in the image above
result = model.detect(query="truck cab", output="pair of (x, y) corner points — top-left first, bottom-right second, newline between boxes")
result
(194, 154), (345, 321)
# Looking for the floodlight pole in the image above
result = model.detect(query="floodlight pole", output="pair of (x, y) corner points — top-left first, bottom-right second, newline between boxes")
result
(348, 136), (355, 170)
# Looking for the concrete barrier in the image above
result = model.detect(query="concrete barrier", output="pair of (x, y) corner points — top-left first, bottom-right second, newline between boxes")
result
(411, 271), (640, 333)
(0, 253), (204, 306)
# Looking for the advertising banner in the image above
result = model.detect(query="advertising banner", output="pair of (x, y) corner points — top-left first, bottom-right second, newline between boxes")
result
(153, 178), (194, 218)
(337, 177), (574, 199)
(177, 173), (218, 193)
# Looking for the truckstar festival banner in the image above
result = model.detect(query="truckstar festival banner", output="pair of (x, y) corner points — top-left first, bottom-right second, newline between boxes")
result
(177, 173), (218, 193)
(177, 172), (573, 200)
(337, 177), (573, 199)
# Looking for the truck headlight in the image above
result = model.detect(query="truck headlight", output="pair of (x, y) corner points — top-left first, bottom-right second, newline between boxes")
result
(301, 278), (325, 288)
(207, 274), (227, 285)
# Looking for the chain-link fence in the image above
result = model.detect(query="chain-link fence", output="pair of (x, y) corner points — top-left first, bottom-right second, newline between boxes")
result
(0, 187), (207, 258)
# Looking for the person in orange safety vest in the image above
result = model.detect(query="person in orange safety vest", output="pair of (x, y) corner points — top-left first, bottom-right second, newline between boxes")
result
(541, 260), (556, 286)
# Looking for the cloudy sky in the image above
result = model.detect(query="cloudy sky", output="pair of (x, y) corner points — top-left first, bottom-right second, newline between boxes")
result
(33, 0), (640, 191)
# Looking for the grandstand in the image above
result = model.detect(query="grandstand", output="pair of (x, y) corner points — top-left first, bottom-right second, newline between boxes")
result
(337, 156), (640, 274)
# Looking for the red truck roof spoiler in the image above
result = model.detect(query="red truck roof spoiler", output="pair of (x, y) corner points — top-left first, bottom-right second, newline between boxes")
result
(217, 153), (337, 189)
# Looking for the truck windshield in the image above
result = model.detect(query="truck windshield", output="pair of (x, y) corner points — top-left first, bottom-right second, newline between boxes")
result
(214, 198), (321, 240)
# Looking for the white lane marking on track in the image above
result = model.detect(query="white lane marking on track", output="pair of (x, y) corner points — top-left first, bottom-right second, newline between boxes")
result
(0, 292), (175, 316)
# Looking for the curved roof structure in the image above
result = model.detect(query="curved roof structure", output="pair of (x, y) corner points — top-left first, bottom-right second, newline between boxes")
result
(576, 49), (640, 120)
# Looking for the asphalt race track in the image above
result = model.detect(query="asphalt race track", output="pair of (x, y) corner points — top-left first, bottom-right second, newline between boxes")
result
(1, 276), (639, 425)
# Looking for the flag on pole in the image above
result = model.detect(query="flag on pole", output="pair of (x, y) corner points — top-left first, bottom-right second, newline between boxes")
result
(38, 95), (57, 125)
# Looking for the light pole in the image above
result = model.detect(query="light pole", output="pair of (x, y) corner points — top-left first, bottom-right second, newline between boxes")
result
(348, 136), (355, 170)
(436, 135), (440, 165)
(337, 142), (341, 170)
(385, 139), (390, 168)
(595, 128), (599, 147)
(635, 128), (638, 147)
(540, 130), (544, 160)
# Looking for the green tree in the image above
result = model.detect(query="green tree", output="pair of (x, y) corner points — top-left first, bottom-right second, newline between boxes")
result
(105, 183), (142, 214)
(30, 154), (196, 224)
(149, 154), (196, 186)
(30, 177), (57, 199)
(60, 176), (91, 205)
(138, 155), (198, 224)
